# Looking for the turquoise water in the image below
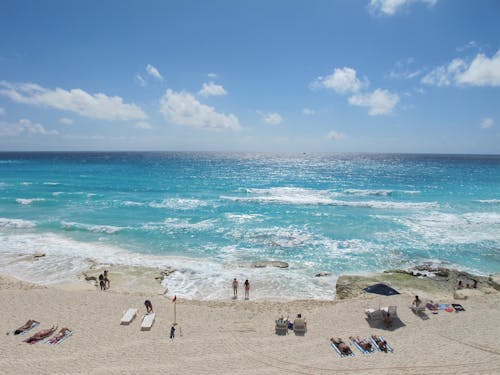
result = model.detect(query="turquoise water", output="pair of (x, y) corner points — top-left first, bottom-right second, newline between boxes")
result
(1, 152), (499, 299)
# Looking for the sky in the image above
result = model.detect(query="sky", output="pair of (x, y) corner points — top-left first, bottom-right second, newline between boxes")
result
(0, 0), (499, 153)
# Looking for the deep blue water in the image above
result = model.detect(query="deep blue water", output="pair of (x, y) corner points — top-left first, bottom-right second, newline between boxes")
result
(1, 152), (499, 299)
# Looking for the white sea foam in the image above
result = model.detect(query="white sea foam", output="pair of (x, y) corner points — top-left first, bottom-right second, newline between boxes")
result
(20, 182), (32, 186)
(122, 200), (144, 207)
(16, 198), (45, 205)
(61, 221), (124, 234)
(43, 182), (60, 185)
(149, 198), (209, 210)
(0, 217), (37, 229)
(222, 192), (437, 210)
(225, 213), (265, 223)
(344, 189), (420, 196)
(153, 218), (217, 231)
(0, 231), (337, 299)
(394, 211), (500, 245)
(477, 199), (500, 204)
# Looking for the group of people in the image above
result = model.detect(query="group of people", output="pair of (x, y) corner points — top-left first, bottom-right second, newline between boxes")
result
(98, 270), (110, 291)
(232, 278), (250, 299)
(13, 320), (72, 345)
(456, 279), (478, 290)
(331, 335), (389, 355)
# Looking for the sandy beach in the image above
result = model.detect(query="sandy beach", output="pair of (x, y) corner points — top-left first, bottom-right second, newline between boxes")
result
(1, 273), (500, 375)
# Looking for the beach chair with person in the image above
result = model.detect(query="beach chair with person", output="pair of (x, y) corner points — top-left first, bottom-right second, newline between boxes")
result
(293, 314), (307, 336)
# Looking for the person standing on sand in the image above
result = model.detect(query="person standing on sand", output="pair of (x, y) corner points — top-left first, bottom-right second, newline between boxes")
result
(98, 274), (105, 291)
(244, 279), (250, 300)
(103, 270), (110, 290)
(232, 278), (239, 298)
(144, 299), (153, 314)
(170, 325), (175, 341)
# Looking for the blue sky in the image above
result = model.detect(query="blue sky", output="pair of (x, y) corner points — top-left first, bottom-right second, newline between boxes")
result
(0, 0), (499, 153)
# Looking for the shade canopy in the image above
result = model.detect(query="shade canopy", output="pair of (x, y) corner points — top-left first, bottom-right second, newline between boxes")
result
(363, 283), (400, 296)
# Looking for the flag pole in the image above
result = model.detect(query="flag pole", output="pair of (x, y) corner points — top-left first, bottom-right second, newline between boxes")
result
(172, 295), (177, 325)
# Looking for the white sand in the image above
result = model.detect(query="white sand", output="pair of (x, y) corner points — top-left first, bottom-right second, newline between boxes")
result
(1, 274), (500, 374)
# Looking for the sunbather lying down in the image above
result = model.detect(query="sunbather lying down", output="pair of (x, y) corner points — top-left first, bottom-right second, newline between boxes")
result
(14, 319), (39, 335)
(330, 337), (353, 355)
(47, 327), (72, 344)
(371, 335), (388, 352)
(350, 336), (373, 351)
(24, 325), (57, 344)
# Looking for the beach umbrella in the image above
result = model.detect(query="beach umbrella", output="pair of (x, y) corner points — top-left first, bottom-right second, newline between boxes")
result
(363, 283), (400, 309)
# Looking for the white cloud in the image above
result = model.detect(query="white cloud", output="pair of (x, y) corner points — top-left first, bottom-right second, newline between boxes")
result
(0, 81), (148, 121)
(481, 118), (494, 129)
(327, 130), (345, 140)
(207, 73), (218, 79)
(259, 111), (283, 125)
(369, 0), (437, 16)
(198, 82), (227, 97)
(146, 64), (163, 80)
(422, 50), (500, 87)
(311, 67), (364, 94)
(59, 117), (74, 125)
(348, 88), (400, 115)
(0, 118), (59, 136)
(388, 58), (422, 80)
(0, 107), (5, 115)
(159, 89), (241, 131)
(135, 74), (147, 87)
(135, 121), (153, 130)
(302, 108), (315, 115)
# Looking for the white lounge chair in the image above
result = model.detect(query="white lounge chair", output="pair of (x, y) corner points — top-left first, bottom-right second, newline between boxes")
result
(293, 318), (307, 336)
(410, 304), (426, 314)
(275, 319), (288, 335)
(384, 305), (398, 319)
(120, 308), (138, 325)
(141, 313), (155, 331)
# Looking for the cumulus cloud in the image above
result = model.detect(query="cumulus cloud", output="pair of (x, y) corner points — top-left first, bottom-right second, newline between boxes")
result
(481, 118), (494, 129)
(59, 117), (74, 125)
(348, 89), (400, 115)
(422, 50), (500, 87)
(0, 118), (59, 136)
(259, 111), (283, 125)
(159, 89), (241, 130)
(311, 67), (364, 94)
(146, 64), (163, 80)
(327, 130), (345, 140)
(198, 82), (227, 97)
(0, 81), (148, 121)
(302, 108), (315, 115)
(369, 0), (437, 16)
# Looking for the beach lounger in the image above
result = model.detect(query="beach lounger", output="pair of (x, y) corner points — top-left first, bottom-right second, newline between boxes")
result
(370, 335), (394, 353)
(275, 319), (288, 335)
(46, 330), (73, 345)
(410, 304), (425, 314)
(293, 318), (307, 336)
(120, 308), (138, 325)
(141, 313), (155, 331)
(351, 338), (375, 354)
(330, 342), (355, 358)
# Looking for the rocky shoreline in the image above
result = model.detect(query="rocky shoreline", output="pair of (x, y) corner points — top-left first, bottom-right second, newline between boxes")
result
(336, 264), (500, 300)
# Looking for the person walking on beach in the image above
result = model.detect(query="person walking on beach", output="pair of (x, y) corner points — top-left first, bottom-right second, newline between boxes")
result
(170, 324), (175, 341)
(244, 279), (250, 300)
(232, 278), (239, 298)
(144, 299), (153, 314)
(103, 270), (110, 290)
(98, 273), (105, 291)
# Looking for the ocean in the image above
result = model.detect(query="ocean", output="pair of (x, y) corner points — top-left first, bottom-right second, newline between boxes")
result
(0, 152), (499, 300)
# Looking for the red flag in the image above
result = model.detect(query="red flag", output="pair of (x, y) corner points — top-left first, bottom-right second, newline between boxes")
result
(172, 295), (176, 303)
